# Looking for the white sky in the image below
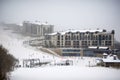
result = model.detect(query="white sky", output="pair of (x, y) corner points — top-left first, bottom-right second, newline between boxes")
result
(0, 0), (120, 41)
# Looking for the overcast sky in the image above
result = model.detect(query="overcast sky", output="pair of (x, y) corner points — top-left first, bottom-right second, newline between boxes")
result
(0, 0), (120, 41)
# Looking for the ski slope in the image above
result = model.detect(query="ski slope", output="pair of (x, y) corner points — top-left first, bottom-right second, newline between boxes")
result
(0, 27), (57, 61)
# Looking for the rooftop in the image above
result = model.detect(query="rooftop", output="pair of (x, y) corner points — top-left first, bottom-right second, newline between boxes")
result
(102, 54), (120, 63)
(48, 29), (104, 35)
(23, 21), (52, 25)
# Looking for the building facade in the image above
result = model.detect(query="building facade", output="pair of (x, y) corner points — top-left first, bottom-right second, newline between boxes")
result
(22, 21), (54, 37)
(45, 29), (115, 56)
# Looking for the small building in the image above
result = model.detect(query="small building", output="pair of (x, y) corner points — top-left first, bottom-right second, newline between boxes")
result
(101, 54), (120, 67)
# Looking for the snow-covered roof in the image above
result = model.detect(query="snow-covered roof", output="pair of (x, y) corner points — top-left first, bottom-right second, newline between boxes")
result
(102, 54), (120, 63)
(99, 47), (108, 49)
(88, 46), (108, 49)
(70, 29), (103, 33)
(31, 21), (42, 25)
(47, 32), (57, 35)
(102, 59), (120, 63)
(62, 29), (103, 34)
(103, 53), (108, 56)
(48, 29), (104, 36)
(23, 21), (51, 25)
(88, 46), (97, 49)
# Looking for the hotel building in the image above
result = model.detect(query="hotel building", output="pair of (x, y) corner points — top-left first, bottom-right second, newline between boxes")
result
(45, 29), (115, 56)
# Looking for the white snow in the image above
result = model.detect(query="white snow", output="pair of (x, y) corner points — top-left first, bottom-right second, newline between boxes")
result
(0, 27), (120, 80)
(10, 67), (120, 80)
(102, 54), (120, 63)
(99, 46), (108, 49)
(88, 46), (108, 49)
(103, 59), (120, 63)
(47, 32), (57, 35)
(88, 46), (97, 49)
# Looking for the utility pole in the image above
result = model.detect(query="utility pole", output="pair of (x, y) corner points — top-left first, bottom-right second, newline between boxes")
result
(80, 48), (84, 59)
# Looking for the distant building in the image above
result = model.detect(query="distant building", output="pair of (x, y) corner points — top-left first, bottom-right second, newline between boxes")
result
(44, 29), (115, 56)
(22, 21), (54, 37)
(1, 23), (22, 33)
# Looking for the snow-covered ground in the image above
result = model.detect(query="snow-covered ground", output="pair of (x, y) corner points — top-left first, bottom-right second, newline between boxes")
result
(0, 27), (120, 80)
(10, 67), (120, 80)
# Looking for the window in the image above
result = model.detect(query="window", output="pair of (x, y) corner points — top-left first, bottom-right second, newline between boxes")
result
(88, 35), (90, 40)
(105, 41), (111, 46)
(61, 35), (63, 40)
(79, 33), (81, 40)
(65, 35), (68, 40)
(57, 35), (60, 40)
(76, 35), (79, 40)
(73, 41), (79, 48)
(109, 35), (112, 40)
(57, 41), (60, 45)
(92, 41), (98, 46)
(82, 41), (87, 46)
(65, 41), (71, 46)
(68, 36), (71, 40)
(73, 35), (76, 40)
(102, 35), (105, 40)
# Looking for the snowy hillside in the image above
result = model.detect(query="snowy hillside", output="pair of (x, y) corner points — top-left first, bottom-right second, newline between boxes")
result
(0, 27), (57, 60)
